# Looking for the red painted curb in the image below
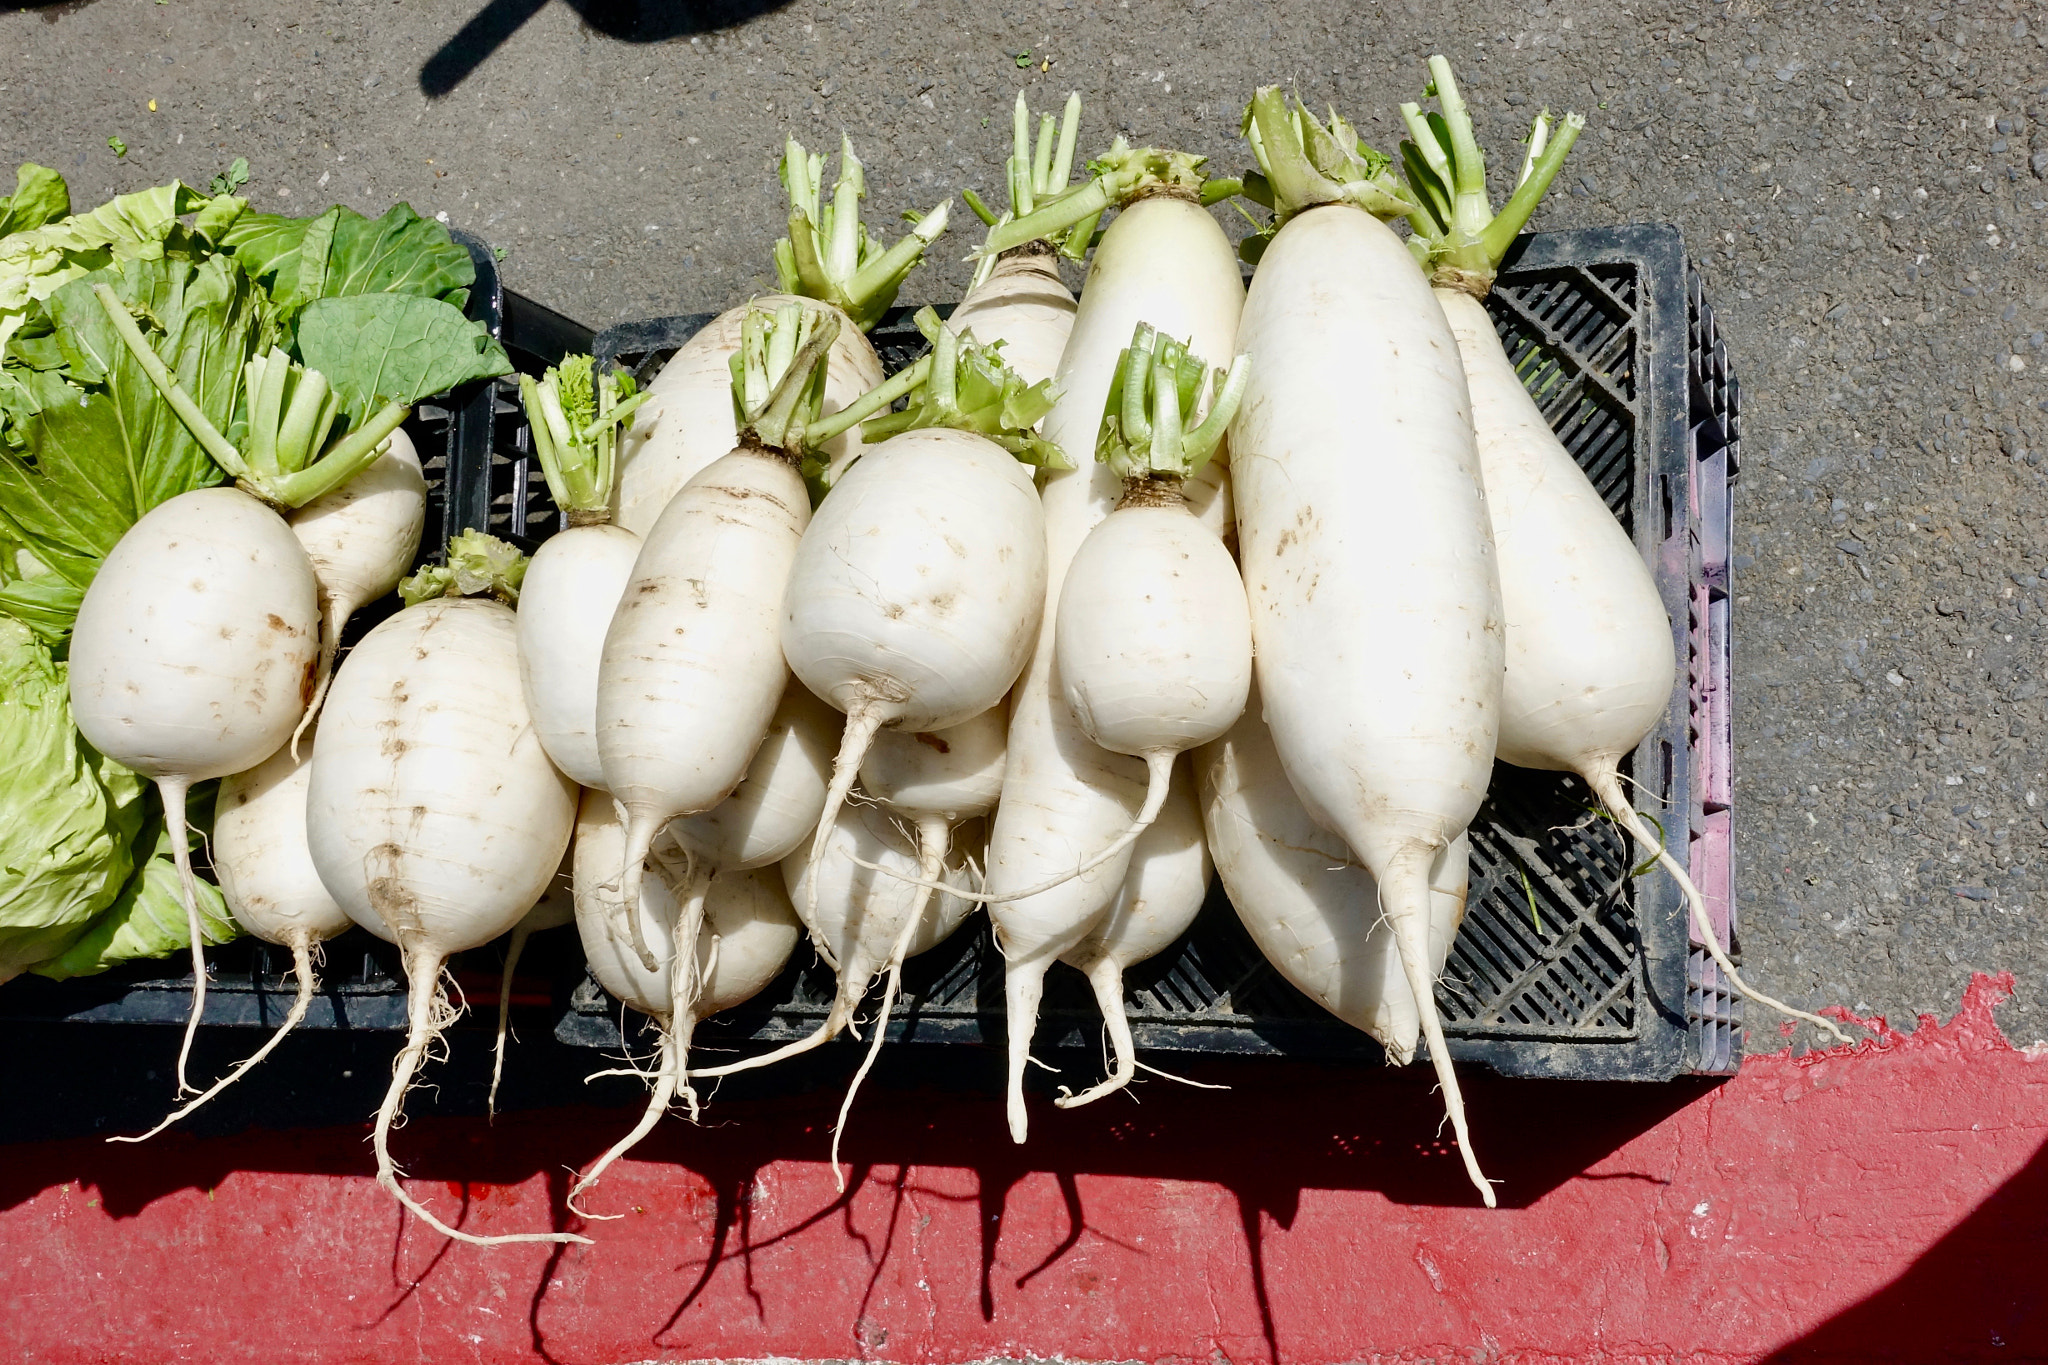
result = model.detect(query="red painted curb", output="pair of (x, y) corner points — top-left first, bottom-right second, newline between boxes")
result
(4, 973), (2044, 1365)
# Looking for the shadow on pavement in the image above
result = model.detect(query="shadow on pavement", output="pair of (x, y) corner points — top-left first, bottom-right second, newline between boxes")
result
(420, 0), (795, 98)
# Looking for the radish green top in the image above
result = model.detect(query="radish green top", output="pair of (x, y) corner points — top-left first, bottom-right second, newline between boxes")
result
(398, 528), (528, 607)
(774, 135), (951, 331)
(95, 284), (411, 511)
(1236, 87), (1417, 264)
(821, 306), (1067, 470)
(1397, 57), (1584, 294)
(518, 355), (648, 522)
(979, 139), (1240, 260)
(1095, 323), (1247, 484)
(961, 92), (1092, 284)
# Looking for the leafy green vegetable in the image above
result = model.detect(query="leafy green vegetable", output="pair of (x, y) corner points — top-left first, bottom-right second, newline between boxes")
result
(218, 202), (475, 315)
(0, 616), (147, 982)
(0, 178), (245, 322)
(208, 157), (251, 198)
(398, 527), (528, 606)
(294, 291), (510, 423)
(30, 792), (237, 981)
(0, 164), (70, 239)
(0, 255), (264, 643)
(107, 137), (128, 160)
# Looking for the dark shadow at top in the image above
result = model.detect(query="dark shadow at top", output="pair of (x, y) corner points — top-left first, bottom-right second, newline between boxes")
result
(420, 0), (796, 98)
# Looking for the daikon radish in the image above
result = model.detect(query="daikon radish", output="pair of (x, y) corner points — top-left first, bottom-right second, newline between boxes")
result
(515, 355), (649, 788)
(567, 790), (802, 1213)
(616, 134), (948, 532)
(951, 91), (1087, 387)
(781, 315), (1053, 930)
(307, 532), (581, 1246)
(1396, 60), (1847, 1043)
(1198, 688), (1468, 1063)
(597, 306), (840, 976)
(970, 148), (1244, 1142)
(74, 288), (412, 1093)
(1232, 89), (1502, 1203)
(286, 428), (427, 753)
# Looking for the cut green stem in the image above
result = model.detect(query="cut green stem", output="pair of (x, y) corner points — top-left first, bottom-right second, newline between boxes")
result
(776, 134), (950, 330)
(1398, 54), (1586, 291)
(516, 355), (647, 519)
(1095, 321), (1247, 482)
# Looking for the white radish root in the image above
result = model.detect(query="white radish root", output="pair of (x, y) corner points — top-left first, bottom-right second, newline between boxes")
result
(1054, 755), (1213, 1109)
(307, 585), (580, 1246)
(68, 486), (321, 1096)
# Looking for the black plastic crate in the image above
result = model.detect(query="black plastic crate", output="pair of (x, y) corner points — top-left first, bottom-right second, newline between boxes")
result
(8, 225), (1742, 1085)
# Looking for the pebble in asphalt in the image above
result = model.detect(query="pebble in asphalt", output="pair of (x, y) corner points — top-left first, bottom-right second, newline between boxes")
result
(3, 0), (2044, 1054)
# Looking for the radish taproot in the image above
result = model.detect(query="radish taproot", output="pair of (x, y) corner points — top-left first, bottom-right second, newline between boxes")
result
(687, 704), (999, 1101)
(1198, 687), (1469, 1063)
(597, 305), (843, 975)
(107, 723), (354, 1141)
(963, 151), (1245, 1141)
(70, 287), (412, 1094)
(774, 799), (984, 1182)
(487, 854), (577, 1120)
(615, 135), (947, 533)
(781, 311), (1054, 930)
(1054, 756), (1217, 1110)
(307, 531), (582, 1246)
(568, 790), (802, 1213)
(1395, 60), (1848, 1043)
(1232, 89), (1503, 1203)
(515, 354), (649, 788)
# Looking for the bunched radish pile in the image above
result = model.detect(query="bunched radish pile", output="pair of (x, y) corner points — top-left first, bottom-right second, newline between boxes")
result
(0, 65), (1838, 1243)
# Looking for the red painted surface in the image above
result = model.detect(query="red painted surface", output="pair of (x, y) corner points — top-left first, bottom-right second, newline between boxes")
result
(4, 973), (2045, 1365)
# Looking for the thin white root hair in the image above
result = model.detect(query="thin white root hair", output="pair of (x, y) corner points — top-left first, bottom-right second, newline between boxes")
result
(1134, 1058), (1230, 1089)
(111, 931), (321, 1143)
(1584, 766), (1852, 1044)
(568, 1023), (679, 1221)
(844, 752), (1173, 906)
(1383, 843), (1496, 1209)
(374, 947), (591, 1246)
(826, 820), (944, 1191)
(161, 778), (208, 1097)
(487, 923), (535, 1122)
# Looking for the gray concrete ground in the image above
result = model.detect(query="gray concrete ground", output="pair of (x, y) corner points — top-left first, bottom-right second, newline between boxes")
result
(4, 0), (2045, 1049)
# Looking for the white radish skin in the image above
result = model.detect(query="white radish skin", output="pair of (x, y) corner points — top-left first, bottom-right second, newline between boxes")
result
(947, 249), (1076, 389)
(569, 790), (802, 1212)
(615, 297), (882, 537)
(307, 595), (581, 1246)
(287, 428), (428, 752)
(1050, 491), (1251, 885)
(68, 486), (320, 1096)
(1438, 288), (1844, 1041)
(1197, 695), (1469, 1064)
(488, 852), (577, 1119)
(517, 521), (642, 789)
(111, 727), (351, 1142)
(985, 192), (1242, 1145)
(1054, 757), (1212, 1109)
(598, 442), (811, 974)
(667, 678), (841, 872)
(1232, 205), (1503, 1205)
(782, 425), (1045, 928)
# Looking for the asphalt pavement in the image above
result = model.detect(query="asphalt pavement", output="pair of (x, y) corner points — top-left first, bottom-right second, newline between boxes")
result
(5, 0), (2045, 1050)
